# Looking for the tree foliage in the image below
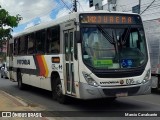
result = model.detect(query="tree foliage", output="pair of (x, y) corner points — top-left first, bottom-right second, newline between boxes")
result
(0, 5), (22, 55)
(0, 5), (22, 41)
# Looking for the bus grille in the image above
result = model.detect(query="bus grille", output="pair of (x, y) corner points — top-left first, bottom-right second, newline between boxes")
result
(94, 70), (143, 78)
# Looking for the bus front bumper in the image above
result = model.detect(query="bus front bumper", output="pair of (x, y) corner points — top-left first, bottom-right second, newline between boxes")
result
(79, 80), (151, 99)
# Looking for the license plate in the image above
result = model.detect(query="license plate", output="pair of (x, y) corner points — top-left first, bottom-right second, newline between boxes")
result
(116, 92), (128, 97)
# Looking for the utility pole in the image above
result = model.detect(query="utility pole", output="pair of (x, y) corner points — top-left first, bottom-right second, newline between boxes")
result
(73, 0), (77, 12)
(139, 0), (141, 14)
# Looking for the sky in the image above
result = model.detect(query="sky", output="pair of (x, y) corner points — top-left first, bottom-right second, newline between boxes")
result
(0, 0), (108, 35)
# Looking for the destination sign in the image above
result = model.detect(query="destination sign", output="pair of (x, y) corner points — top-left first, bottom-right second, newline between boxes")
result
(79, 13), (142, 24)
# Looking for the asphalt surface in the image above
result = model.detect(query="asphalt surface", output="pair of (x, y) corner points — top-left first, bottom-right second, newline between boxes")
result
(0, 77), (160, 120)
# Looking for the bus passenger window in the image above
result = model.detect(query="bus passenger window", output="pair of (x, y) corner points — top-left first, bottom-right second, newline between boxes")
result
(14, 39), (18, 55)
(19, 36), (28, 55)
(9, 43), (14, 57)
(28, 34), (35, 54)
(46, 26), (60, 54)
(35, 30), (45, 54)
(50, 40), (60, 53)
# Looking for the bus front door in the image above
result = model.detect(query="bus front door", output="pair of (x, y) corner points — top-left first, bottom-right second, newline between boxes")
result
(64, 29), (76, 96)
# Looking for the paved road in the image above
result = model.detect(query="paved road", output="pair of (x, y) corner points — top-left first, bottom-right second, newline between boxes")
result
(0, 77), (160, 120)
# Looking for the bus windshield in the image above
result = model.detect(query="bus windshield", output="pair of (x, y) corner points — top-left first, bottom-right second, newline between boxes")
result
(81, 25), (147, 69)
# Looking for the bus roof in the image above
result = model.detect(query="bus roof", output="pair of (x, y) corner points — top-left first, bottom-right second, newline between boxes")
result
(13, 10), (139, 38)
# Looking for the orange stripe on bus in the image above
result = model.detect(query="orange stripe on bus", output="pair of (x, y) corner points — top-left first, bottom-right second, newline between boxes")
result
(41, 56), (49, 77)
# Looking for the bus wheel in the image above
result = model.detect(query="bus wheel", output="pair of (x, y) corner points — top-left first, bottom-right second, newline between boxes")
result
(52, 77), (67, 104)
(17, 71), (25, 90)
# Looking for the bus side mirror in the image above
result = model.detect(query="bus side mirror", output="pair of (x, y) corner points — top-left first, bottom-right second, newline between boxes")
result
(74, 31), (80, 60)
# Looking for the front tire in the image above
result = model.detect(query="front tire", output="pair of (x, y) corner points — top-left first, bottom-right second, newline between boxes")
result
(52, 77), (68, 104)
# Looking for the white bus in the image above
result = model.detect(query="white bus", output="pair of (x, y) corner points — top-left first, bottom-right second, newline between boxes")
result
(7, 11), (151, 103)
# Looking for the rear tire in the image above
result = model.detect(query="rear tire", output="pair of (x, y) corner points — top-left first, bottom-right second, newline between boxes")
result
(52, 77), (68, 104)
(17, 71), (25, 90)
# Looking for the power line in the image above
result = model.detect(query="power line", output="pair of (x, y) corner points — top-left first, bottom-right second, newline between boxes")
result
(11, 0), (73, 23)
(60, 0), (72, 12)
(26, 1), (71, 17)
(140, 0), (156, 15)
(77, 0), (84, 11)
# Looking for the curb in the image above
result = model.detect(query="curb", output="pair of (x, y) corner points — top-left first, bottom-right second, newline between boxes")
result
(0, 91), (28, 107)
(1, 91), (46, 111)
(0, 91), (57, 120)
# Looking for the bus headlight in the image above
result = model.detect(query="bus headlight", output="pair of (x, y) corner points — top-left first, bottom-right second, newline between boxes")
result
(82, 72), (98, 87)
(142, 69), (151, 84)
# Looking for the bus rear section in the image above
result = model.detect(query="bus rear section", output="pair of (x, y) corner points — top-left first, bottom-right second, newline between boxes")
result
(77, 13), (151, 99)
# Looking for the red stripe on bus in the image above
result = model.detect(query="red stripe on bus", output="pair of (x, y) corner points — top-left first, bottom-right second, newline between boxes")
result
(36, 55), (46, 76)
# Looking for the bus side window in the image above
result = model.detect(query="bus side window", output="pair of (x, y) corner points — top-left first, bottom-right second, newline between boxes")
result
(9, 43), (13, 57)
(14, 39), (17, 55)
(19, 36), (28, 55)
(13, 39), (17, 55)
(14, 38), (20, 55)
(35, 30), (45, 54)
(46, 29), (52, 53)
(28, 33), (35, 54)
(46, 26), (60, 54)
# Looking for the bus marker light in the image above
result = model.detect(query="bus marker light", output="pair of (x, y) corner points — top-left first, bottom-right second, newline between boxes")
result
(52, 57), (60, 63)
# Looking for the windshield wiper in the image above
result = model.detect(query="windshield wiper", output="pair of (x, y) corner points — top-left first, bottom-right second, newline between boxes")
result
(97, 25), (115, 44)
(120, 26), (131, 46)
(97, 25), (121, 65)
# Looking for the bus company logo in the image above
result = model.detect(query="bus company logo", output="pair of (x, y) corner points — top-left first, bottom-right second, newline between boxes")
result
(17, 59), (30, 65)
(100, 81), (119, 84)
(120, 80), (124, 85)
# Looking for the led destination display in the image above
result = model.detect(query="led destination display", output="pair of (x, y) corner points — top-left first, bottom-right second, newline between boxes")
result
(80, 13), (142, 24)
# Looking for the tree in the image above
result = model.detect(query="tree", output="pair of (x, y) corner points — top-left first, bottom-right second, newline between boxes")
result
(0, 5), (22, 62)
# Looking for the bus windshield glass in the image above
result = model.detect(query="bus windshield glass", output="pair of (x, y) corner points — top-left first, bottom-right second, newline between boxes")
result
(81, 25), (147, 69)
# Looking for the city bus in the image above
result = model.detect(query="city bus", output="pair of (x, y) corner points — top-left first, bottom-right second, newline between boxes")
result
(6, 11), (151, 103)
